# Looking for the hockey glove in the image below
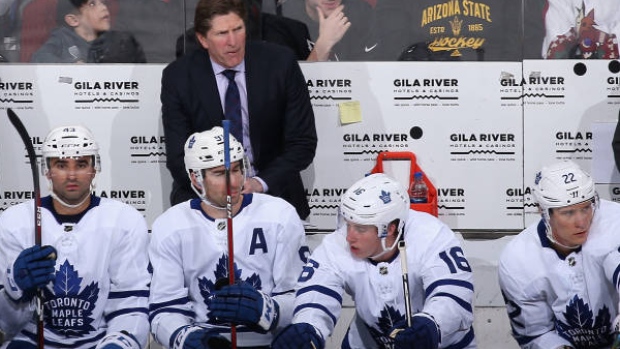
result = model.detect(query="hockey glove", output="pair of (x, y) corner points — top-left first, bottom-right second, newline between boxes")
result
(170, 325), (230, 349)
(95, 331), (140, 349)
(271, 323), (325, 349)
(9, 245), (56, 300)
(210, 281), (280, 332)
(389, 313), (440, 349)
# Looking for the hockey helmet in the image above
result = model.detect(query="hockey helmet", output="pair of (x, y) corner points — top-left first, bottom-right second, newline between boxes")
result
(184, 126), (245, 174)
(533, 160), (597, 248)
(340, 173), (409, 255)
(533, 160), (596, 213)
(42, 125), (101, 174)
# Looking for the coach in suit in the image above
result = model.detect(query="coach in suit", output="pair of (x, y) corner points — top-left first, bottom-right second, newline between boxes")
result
(161, 0), (317, 219)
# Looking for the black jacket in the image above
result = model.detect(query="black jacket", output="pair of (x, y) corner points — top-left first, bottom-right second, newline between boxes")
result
(31, 27), (146, 63)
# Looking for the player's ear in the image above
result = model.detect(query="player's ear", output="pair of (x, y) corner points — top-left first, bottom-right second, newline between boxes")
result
(64, 13), (80, 28)
(190, 170), (203, 190)
(195, 32), (209, 50)
(388, 220), (398, 234)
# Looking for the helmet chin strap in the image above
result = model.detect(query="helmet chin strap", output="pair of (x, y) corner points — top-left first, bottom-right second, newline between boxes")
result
(546, 227), (581, 250)
(191, 170), (244, 211)
(48, 178), (93, 209)
(370, 223), (404, 260)
(542, 213), (581, 251)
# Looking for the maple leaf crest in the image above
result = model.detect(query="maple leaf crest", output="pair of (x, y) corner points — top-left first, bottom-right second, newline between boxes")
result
(365, 305), (405, 349)
(43, 260), (99, 336)
(556, 295), (613, 348)
(199, 254), (263, 323)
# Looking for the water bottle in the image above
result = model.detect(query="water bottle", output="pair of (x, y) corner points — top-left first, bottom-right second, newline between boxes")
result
(409, 172), (428, 204)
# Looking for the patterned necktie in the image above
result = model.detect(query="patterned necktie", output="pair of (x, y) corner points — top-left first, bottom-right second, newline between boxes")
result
(222, 69), (243, 145)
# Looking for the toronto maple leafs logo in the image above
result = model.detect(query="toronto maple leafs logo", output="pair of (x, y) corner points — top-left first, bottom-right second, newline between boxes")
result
(534, 171), (542, 185)
(366, 305), (405, 349)
(198, 254), (262, 323)
(42, 260), (99, 336)
(379, 190), (392, 204)
(556, 295), (612, 348)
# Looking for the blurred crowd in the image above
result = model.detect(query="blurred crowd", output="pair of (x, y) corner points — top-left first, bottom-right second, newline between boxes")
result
(0, 0), (618, 63)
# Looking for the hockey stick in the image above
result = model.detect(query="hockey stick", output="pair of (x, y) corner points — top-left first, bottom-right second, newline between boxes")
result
(398, 240), (413, 327)
(222, 120), (238, 349)
(6, 108), (45, 349)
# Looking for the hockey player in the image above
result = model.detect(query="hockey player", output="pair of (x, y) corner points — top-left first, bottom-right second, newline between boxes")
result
(499, 160), (620, 348)
(0, 125), (151, 348)
(272, 173), (476, 349)
(148, 126), (309, 348)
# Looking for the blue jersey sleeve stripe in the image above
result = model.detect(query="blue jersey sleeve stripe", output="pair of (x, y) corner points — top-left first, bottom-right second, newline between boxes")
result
(297, 285), (343, 304)
(293, 303), (338, 326)
(424, 279), (474, 297)
(429, 292), (472, 312)
(444, 327), (475, 349)
(149, 307), (195, 322)
(613, 263), (620, 290)
(514, 331), (538, 345)
(109, 290), (150, 299)
(510, 317), (524, 329)
(104, 307), (148, 322)
(149, 296), (191, 312)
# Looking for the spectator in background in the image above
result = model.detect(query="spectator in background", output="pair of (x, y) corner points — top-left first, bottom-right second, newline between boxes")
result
(31, 0), (145, 63)
(499, 160), (620, 348)
(161, 0), (317, 220)
(372, 0), (522, 61)
(543, 1), (620, 59)
(280, 0), (377, 61)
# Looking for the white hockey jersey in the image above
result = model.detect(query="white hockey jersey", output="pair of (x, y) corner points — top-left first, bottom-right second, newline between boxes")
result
(0, 196), (151, 348)
(499, 200), (620, 349)
(291, 209), (476, 349)
(149, 194), (309, 348)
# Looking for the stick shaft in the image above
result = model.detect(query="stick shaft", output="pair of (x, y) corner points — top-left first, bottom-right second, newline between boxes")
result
(6, 108), (45, 349)
(222, 120), (237, 348)
(398, 240), (413, 327)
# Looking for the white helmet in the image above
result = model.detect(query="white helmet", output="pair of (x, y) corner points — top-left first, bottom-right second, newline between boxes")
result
(184, 127), (247, 202)
(42, 125), (100, 208)
(533, 160), (597, 247)
(42, 125), (101, 175)
(340, 173), (409, 258)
